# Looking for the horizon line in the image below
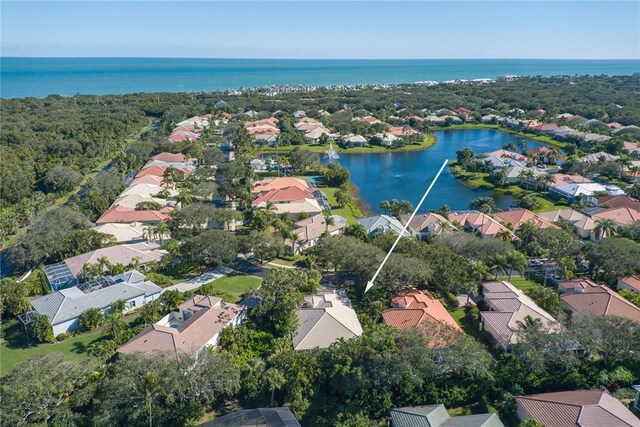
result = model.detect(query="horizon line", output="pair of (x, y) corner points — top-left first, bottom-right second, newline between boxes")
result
(2, 56), (639, 61)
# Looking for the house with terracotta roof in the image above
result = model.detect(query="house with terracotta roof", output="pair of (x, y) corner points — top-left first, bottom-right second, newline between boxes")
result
(388, 126), (419, 137)
(359, 115), (384, 125)
(118, 295), (245, 357)
(399, 212), (453, 240)
(23, 270), (162, 337)
(390, 404), (504, 427)
(493, 208), (558, 231)
(598, 195), (640, 211)
(251, 177), (312, 195)
(622, 141), (640, 154)
(591, 206), (640, 227)
(382, 290), (461, 344)
(559, 278), (640, 323)
(516, 389), (640, 427)
(618, 275), (640, 295)
(151, 152), (188, 163)
(480, 281), (559, 349)
(293, 291), (362, 351)
(135, 165), (194, 178)
(96, 206), (172, 225)
(448, 212), (516, 240)
(288, 215), (346, 254)
(538, 208), (596, 240)
(129, 175), (167, 188)
(43, 242), (168, 290)
(547, 173), (592, 187)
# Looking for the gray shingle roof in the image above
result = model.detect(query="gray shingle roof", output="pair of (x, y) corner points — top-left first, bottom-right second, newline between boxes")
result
(200, 407), (301, 427)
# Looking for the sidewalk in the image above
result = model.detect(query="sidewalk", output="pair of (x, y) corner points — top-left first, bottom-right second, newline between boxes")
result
(163, 267), (234, 293)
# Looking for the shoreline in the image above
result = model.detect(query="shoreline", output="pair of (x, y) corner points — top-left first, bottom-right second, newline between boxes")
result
(263, 124), (564, 158)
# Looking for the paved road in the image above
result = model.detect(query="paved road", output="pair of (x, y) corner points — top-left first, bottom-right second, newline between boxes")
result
(233, 258), (270, 278)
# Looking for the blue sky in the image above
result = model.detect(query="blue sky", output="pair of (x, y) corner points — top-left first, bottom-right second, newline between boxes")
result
(2, 1), (639, 59)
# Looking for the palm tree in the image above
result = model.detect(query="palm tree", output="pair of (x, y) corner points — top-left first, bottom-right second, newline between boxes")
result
(156, 222), (170, 245)
(469, 197), (497, 214)
(264, 368), (286, 406)
(496, 229), (513, 242)
(558, 257), (576, 279)
(176, 190), (193, 207)
(517, 138), (528, 153)
(324, 213), (335, 233)
(143, 225), (157, 242)
(490, 255), (508, 280)
(472, 261), (491, 282)
(380, 200), (391, 215)
(594, 218), (618, 240)
(516, 221), (538, 245)
(516, 315), (543, 332)
(505, 251), (527, 281)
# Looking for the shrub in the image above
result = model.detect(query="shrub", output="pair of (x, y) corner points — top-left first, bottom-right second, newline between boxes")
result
(78, 308), (103, 331)
(56, 332), (73, 341)
(33, 314), (55, 343)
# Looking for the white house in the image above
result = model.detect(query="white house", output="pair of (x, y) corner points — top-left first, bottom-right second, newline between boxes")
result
(22, 271), (161, 337)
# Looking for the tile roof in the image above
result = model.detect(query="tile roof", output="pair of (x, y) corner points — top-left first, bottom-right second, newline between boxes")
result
(390, 404), (505, 427)
(560, 281), (640, 323)
(516, 389), (640, 427)
(578, 152), (620, 163)
(92, 222), (146, 242)
(548, 173), (592, 187)
(31, 271), (161, 326)
(129, 175), (166, 187)
(96, 206), (171, 224)
(382, 290), (461, 333)
(493, 209), (558, 230)
(591, 207), (640, 226)
(400, 212), (452, 236)
(252, 177), (311, 194)
(62, 242), (167, 277)
(482, 149), (528, 161)
(200, 407), (301, 427)
(448, 212), (515, 240)
(291, 215), (346, 243)
(120, 183), (179, 198)
(356, 214), (411, 237)
(538, 208), (591, 227)
(598, 195), (640, 211)
(151, 152), (187, 162)
(118, 295), (246, 356)
(253, 186), (316, 204)
(111, 194), (175, 209)
(480, 281), (559, 347)
(293, 291), (362, 351)
(618, 275), (640, 293)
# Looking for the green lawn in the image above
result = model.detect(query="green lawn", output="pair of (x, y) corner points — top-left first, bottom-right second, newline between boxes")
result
(263, 134), (436, 155)
(496, 275), (538, 292)
(450, 308), (466, 325)
(322, 185), (365, 223)
(0, 319), (102, 377)
(206, 275), (262, 303)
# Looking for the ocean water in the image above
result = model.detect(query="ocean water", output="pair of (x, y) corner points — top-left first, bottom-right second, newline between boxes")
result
(1, 57), (639, 99)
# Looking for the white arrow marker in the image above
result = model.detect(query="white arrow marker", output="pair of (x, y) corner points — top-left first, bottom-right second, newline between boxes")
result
(365, 159), (449, 293)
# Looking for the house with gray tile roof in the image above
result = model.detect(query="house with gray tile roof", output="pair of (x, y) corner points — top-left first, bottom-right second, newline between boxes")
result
(22, 270), (161, 337)
(390, 404), (504, 427)
(293, 291), (363, 351)
(356, 214), (411, 237)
